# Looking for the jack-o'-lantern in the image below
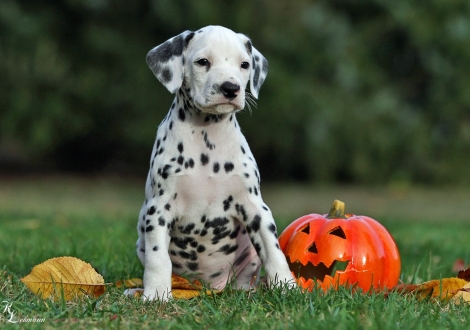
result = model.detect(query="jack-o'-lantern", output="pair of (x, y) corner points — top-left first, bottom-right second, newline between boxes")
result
(279, 200), (400, 292)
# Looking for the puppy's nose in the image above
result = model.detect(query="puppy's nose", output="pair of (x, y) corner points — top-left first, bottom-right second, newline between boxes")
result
(220, 81), (240, 100)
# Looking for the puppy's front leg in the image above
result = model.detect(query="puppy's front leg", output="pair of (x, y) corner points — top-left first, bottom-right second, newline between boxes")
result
(245, 204), (295, 288)
(142, 207), (173, 301)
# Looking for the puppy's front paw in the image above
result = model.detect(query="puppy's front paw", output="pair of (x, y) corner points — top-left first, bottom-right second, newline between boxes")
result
(142, 288), (172, 302)
(268, 271), (297, 289)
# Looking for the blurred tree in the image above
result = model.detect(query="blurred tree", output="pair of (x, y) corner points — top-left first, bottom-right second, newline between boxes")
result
(1, 0), (469, 184)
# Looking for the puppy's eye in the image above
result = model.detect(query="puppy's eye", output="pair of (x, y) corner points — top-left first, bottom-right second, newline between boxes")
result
(196, 58), (210, 66)
(241, 62), (250, 69)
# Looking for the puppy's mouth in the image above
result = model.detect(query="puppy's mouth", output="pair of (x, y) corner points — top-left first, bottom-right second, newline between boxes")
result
(196, 102), (242, 114)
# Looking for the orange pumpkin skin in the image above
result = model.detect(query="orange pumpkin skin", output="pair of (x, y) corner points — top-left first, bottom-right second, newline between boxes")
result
(279, 200), (401, 292)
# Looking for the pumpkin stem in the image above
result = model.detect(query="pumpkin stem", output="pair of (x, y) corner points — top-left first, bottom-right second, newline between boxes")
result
(327, 200), (347, 219)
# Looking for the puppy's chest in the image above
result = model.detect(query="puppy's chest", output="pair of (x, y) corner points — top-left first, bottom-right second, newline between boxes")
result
(150, 117), (259, 211)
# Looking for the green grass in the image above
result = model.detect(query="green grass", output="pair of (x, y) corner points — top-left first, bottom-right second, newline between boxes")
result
(0, 176), (469, 329)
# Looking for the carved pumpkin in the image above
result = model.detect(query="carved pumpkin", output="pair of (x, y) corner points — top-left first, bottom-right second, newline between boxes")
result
(279, 200), (400, 292)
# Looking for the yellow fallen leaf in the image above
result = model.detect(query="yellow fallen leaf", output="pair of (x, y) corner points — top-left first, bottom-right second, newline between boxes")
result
(414, 278), (468, 300)
(452, 282), (470, 305)
(115, 278), (143, 289)
(123, 274), (219, 300)
(391, 277), (468, 302)
(21, 256), (106, 301)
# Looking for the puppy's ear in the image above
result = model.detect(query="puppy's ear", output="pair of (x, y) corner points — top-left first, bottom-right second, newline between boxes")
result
(249, 46), (268, 99)
(146, 30), (195, 93)
(238, 34), (268, 99)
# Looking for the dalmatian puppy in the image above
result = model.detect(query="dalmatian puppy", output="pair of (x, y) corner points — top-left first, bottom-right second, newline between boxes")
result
(135, 25), (295, 301)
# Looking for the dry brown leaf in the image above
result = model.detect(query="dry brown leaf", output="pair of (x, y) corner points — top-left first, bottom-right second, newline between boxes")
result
(123, 274), (219, 300)
(21, 256), (106, 301)
(457, 268), (470, 282)
(391, 277), (468, 302)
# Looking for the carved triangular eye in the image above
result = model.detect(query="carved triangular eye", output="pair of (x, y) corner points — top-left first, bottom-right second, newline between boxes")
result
(301, 224), (310, 234)
(308, 242), (318, 253)
(329, 226), (346, 239)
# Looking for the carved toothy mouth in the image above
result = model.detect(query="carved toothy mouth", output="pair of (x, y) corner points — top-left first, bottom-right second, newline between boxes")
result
(287, 259), (350, 282)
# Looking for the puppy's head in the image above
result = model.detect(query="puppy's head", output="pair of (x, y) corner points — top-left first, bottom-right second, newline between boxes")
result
(146, 25), (268, 114)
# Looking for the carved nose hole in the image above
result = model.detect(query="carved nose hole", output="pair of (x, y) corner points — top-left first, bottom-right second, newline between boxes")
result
(308, 242), (318, 254)
(328, 226), (346, 239)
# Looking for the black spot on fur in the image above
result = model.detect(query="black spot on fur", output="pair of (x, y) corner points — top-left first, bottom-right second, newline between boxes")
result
(251, 215), (261, 232)
(229, 225), (241, 239)
(262, 58), (268, 73)
(145, 225), (154, 232)
(223, 195), (233, 211)
(179, 250), (195, 260)
(172, 261), (182, 269)
(245, 40), (252, 54)
(186, 262), (199, 271)
(181, 223), (195, 235)
(203, 131), (215, 150)
(164, 203), (171, 211)
(184, 32), (195, 48)
(177, 142), (184, 153)
(268, 223), (276, 233)
(213, 162), (220, 173)
(206, 217), (230, 228)
(177, 155), (184, 165)
(224, 162), (234, 173)
(147, 206), (156, 215)
(252, 59), (260, 89)
(197, 245), (206, 253)
(158, 217), (166, 226)
(218, 244), (238, 255)
(254, 242), (262, 254)
(241, 146), (246, 154)
(172, 237), (187, 250)
(200, 229), (208, 236)
(178, 108), (185, 121)
(201, 153), (209, 165)
(160, 164), (172, 179)
(161, 68), (172, 83)
(153, 245), (159, 251)
(235, 203), (248, 221)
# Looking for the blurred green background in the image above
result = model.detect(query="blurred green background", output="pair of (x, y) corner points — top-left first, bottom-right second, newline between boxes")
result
(2, 0), (470, 185)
